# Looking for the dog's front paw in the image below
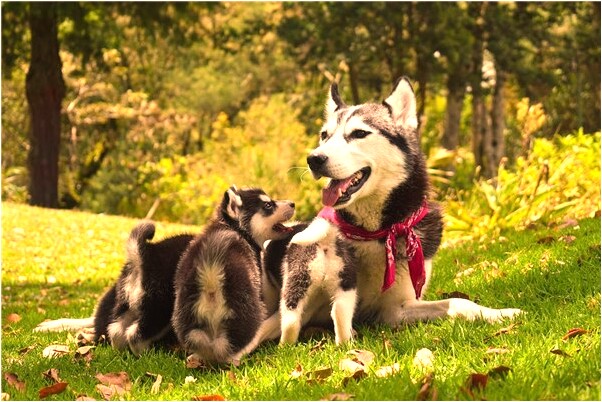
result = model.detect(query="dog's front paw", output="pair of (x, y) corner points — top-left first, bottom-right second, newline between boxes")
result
(290, 218), (330, 246)
(483, 308), (524, 323)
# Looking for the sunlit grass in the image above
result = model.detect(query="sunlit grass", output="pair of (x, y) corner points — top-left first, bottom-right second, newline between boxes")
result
(1, 202), (600, 400)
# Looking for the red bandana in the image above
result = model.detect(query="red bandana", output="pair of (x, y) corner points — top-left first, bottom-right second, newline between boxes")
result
(318, 200), (428, 298)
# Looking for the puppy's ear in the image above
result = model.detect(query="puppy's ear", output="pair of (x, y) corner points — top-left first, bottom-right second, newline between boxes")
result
(224, 186), (243, 219)
(383, 77), (418, 129)
(325, 82), (345, 120)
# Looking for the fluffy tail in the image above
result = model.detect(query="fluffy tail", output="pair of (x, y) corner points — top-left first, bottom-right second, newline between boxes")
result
(126, 220), (155, 268)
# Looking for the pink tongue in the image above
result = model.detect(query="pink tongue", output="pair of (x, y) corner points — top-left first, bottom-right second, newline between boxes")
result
(322, 177), (354, 206)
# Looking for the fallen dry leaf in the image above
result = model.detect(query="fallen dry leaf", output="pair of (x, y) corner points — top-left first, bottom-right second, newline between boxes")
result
(1, 393), (9, 401)
(348, 349), (375, 367)
(485, 322), (521, 341)
(466, 373), (488, 391)
(562, 327), (588, 341)
(560, 235), (577, 244)
(6, 313), (21, 323)
(18, 345), (36, 355)
(413, 348), (434, 371)
(290, 363), (304, 379)
(76, 328), (96, 346)
(339, 358), (365, 374)
(341, 370), (367, 386)
(39, 382), (68, 399)
(488, 365), (512, 379)
(321, 392), (355, 401)
(3, 373), (25, 392)
(95, 371), (131, 399)
(306, 367), (333, 385)
(150, 374), (162, 395)
(191, 395), (225, 401)
(75, 395), (96, 401)
(76, 346), (94, 356)
(375, 363), (401, 378)
(95, 384), (115, 400)
(550, 347), (571, 357)
(440, 291), (471, 300)
(42, 368), (61, 383)
(416, 373), (436, 401)
(184, 376), (197, 384)
(186, 354), (205, 369)
(42, 344), (70, 358)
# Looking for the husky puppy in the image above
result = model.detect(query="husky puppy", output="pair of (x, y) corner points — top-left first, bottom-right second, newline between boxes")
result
(97, 222), (194, 354)
(278, 222), (358, 346)
(172, 186), (295, 364)
(35, 222), (194, 356)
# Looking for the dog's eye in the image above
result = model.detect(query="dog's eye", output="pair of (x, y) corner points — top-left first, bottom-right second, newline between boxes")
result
(349, 129), (371, 139)
(320, 131), (328, 141)
(263, 202), (274, 210)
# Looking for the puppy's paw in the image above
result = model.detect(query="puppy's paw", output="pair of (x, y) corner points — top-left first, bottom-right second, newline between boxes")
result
(483, 308), (524, 323)
(290, 218), (330, 245)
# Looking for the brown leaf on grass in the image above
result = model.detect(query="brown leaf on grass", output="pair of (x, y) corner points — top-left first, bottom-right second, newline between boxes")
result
(75, 395), (96, 401)
(95, 372), (131, 389)
(3, 373), (25, 392)
(42, 344), (70, 358)
(290, 363), (304, 379)
(76, 346), (94, 356)
(6, 313), (21, 323)
(191, 395), (226, 401)
(466, 373), (488, 391)
(76, 328), (96, 346)
(440, 291), (471, 300)
(347, 349), (375, 367)
(485, 323), (521, 341)
(556, 218), (579, 230)
(18, 345), (36, 355)
(550, 347), (571, 357)
(150, 374), (162, 395)
(39, 382), (68, 399)
(95, 384), (116, 400)
(375, 363), (401, 378)
(310, 339), (326, 354)
(416, 373), (436, 401)
(306, 367), (333, 385)
(321, 392), (355, 401)
(559, 235), (577, 244)
(339, 358), (365, 374)
(42, 368), (61, 383)
(186, 354), (206, 369)
(488, 365), (512, 379)
(562, 328), (588, 341)
(341, 370), (367, 387)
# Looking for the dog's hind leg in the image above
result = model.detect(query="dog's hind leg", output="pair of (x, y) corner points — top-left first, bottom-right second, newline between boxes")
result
(331, 289), (357, 345)
(33, 317), (95, 333)
(395, 298), (522, 324)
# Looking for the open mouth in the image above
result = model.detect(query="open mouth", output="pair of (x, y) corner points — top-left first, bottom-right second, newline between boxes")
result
(272, 222), (294, 233)
(322, 167), (371, 207)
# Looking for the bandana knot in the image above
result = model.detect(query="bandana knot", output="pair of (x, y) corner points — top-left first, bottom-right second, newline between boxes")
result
(318, 199), (428, 298)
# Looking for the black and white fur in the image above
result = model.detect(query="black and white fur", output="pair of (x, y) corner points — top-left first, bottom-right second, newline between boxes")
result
(172, 186), (295, 364)
(240, 77), (522, 355)
(34, 222), (194, 355)
(279, 222), (357, 346)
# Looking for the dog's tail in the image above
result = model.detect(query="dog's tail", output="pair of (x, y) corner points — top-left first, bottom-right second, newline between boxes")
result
(126, 220), (156, 269)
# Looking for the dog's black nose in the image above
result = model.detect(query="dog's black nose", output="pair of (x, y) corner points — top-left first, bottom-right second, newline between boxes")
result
(307, 153), (328, 171)
(289, 202), (295, 209)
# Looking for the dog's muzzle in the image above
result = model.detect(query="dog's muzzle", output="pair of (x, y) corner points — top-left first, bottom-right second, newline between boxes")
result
(307, 152), (328, 179)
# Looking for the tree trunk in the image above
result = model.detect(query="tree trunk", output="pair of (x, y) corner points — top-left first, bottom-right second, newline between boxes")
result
(469, 2), (487, 177)
(26, 3), (65, 208)
(490, 68), (506, 170)
(442, 74), (466, 150)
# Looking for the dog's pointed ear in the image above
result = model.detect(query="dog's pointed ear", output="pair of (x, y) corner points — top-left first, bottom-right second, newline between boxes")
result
(224, 186), (243, 219)
(325, 82), (345, 119)
(383, 77), (418, 129)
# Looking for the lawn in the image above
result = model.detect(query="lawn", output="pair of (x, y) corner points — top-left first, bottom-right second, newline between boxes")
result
(1, 201), (600, 400)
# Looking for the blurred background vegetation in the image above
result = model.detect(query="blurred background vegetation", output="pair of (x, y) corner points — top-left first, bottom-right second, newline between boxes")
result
(1, 2), (600, 242)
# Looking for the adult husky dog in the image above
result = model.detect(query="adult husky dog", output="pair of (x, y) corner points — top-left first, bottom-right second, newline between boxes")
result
(238, 77), (521, 355)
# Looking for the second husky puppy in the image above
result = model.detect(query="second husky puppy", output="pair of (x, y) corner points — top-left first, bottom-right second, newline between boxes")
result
(172, 186), (295, 364)
(279, 221), (357, 345)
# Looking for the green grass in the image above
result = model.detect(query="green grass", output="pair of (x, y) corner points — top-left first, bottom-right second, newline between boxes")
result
(2, 201), (600, 400)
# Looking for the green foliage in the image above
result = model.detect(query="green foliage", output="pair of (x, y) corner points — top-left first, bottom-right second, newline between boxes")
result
(444, 131), (600, 243)
(81, 94), (322, 224)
